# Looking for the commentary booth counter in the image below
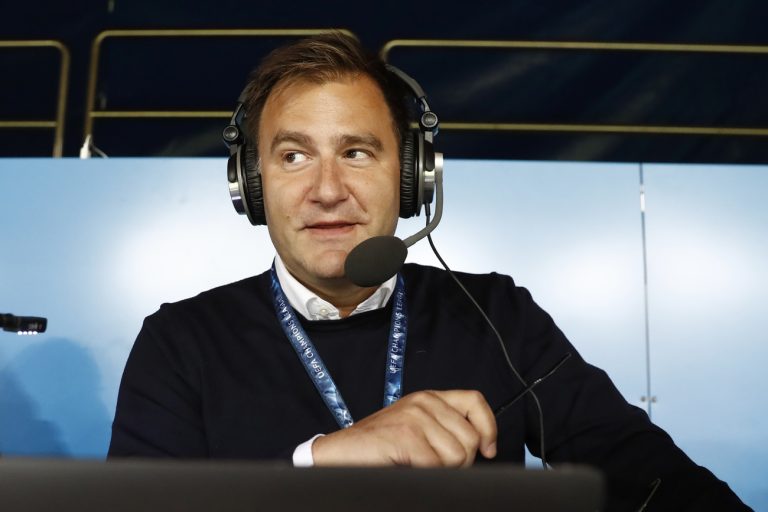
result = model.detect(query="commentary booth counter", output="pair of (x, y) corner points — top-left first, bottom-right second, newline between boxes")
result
(0, 157), (766, 509)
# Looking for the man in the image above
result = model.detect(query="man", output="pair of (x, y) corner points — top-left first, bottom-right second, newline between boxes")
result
(109, 32), (750, 510)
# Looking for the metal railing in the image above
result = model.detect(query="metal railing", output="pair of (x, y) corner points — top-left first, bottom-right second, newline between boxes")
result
(0, 40), (70, 157)
(381, 39), (768, 138)
(83, 28), (356, 142)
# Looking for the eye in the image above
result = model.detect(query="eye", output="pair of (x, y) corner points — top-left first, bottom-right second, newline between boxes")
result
(344, 149), (371, 160)
(283, 151), (308, 165)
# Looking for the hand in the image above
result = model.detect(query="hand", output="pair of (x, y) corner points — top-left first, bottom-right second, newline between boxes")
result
(312, 390), (497, 467)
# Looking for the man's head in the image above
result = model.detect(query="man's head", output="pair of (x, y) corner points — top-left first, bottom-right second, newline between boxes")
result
(241, 32), (410, 304)
(242, 32), (409, 161)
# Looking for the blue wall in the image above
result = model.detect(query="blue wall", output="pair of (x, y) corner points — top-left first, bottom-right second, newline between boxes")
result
(1, 158), (765, 509)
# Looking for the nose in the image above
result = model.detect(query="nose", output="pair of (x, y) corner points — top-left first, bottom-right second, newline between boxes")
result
(308, 157), (349, 207)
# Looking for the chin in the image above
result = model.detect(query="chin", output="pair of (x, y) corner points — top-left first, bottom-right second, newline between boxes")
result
(307, 252), (349, 281)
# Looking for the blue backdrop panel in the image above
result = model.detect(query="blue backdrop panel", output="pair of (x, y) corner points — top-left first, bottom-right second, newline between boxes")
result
(0, 158), (763, 509)
(0, 158), (644, 454)
(644, 164), (768, 509)
(408, 160), (648, 406)
(0, 158), (273, 457)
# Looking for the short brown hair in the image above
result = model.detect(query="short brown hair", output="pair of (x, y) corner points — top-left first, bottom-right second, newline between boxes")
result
(241, 31), (409, 155)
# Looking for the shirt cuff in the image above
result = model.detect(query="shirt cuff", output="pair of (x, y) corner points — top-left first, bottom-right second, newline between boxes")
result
(292, 433), (325, 467)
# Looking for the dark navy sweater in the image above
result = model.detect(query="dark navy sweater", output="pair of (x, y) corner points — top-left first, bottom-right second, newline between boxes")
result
(109, 264), (749, 511)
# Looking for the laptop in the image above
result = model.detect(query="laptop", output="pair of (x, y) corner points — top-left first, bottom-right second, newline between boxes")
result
(0, 458), (603, 511)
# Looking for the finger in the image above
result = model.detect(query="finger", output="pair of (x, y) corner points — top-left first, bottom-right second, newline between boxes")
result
(415, 394), (481, 465)
(401, 391), (481, 466)
(434, 390), (498, 459)
(414, 411), (476, 467)
(397, 424), (458, 468)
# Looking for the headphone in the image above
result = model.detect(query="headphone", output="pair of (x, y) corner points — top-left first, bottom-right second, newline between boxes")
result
(222, 65), (442, 226)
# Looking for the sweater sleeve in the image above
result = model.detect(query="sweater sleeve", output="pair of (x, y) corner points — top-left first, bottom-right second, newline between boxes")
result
(108, 300), (302, 463)
(108, 308), (208, 457)
(510, 284), (751, 511)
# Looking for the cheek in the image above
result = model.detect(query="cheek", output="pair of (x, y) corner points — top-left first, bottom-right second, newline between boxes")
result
(365, 176), (399, 213)
(391, 172), (402, 209)
(382, 172), (401, 216)
(380, 164), (401, 199)
(262, 191), (293, 235)
(261, 192), (279, 224)
(262, 176), (299, 215)
(391, 169), (401, 197)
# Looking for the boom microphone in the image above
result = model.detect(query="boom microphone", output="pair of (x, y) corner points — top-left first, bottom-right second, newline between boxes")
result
(344, 236), (408, 288)
(344, 164), (444, 287)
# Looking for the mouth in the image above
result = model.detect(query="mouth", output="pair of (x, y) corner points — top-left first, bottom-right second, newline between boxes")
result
(304, 221), (358, 236)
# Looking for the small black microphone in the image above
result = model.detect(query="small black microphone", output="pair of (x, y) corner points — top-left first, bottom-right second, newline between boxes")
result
(1, 313), (47, 335)
(344, 164), (444, 287)
(345, 236), (407, 287)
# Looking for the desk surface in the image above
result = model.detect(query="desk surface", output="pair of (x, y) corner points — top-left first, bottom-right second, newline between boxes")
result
(0, 459), (603, 512)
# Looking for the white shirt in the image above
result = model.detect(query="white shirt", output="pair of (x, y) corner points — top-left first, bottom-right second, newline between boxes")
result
(274, 255), (396, 321)
(273, 255), (397, 466)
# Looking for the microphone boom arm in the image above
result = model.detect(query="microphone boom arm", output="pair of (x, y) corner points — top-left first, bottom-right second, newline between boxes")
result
(403, 156), (443, 249)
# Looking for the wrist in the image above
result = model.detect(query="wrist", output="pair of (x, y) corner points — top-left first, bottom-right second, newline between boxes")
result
(292, 433), (325, 467)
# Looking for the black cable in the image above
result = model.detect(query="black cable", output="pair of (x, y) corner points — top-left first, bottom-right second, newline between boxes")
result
(423, 204), (553, 469)
(493, 352), (572, 417)
(637, 478), (661, 512)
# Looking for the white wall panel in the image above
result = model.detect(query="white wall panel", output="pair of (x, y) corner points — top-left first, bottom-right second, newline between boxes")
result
(644, 164), (768, 508)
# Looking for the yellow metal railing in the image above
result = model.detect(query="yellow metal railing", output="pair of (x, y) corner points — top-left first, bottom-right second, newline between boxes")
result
(0, 40), (70, 156)
(83, 29), (356, 141)
(381, 39), (768, 138)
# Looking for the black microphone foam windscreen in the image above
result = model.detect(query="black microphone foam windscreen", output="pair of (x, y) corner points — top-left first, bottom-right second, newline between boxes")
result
(344, 236), (407, 288)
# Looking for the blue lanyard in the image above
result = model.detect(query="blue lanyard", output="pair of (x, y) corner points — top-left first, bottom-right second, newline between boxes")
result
(269, 265), (408, 429)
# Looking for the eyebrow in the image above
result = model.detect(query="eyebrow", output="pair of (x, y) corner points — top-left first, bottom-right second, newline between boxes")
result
(269, 130), (385, 154)
(335, 133), (384, 152)
(269, 130), (314, 154)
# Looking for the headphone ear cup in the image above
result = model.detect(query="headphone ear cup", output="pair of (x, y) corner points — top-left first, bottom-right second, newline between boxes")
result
(399, 132), (418, 218)
(243, 144), (267, 225)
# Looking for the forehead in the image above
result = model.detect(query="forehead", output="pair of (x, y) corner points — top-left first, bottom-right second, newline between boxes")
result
(259, 74), (397, 133)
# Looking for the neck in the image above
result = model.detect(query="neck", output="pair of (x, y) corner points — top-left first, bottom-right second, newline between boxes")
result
(274, 257), (379, 318)
(304, 278), (377, 318)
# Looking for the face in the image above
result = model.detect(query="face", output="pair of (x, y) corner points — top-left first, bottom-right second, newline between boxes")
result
(257, 74), (401, 295)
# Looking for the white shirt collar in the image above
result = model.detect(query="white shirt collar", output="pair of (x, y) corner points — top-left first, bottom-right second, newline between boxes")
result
(274, 255), (397, 321)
